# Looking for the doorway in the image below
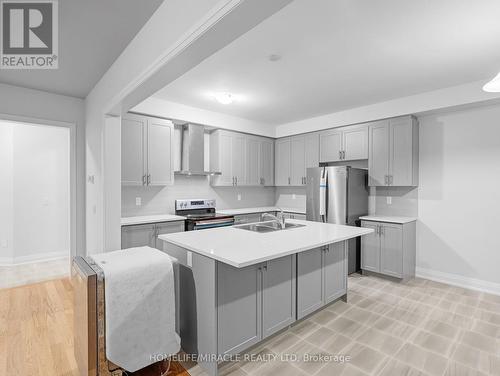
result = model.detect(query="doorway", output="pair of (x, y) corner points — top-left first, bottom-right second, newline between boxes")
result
(0, 119), (73, 288)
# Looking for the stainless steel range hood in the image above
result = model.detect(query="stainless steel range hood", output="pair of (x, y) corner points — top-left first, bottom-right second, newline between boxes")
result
(175, 123), (221, 176)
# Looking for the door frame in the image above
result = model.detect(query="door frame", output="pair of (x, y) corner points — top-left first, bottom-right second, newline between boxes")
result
(0, 112), (77, 262)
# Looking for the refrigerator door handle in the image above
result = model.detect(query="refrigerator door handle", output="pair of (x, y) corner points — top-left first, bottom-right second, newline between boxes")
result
(319, 168), (327, 222)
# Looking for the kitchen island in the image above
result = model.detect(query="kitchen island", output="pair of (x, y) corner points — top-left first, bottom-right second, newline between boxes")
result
(159, 219), (373, 376)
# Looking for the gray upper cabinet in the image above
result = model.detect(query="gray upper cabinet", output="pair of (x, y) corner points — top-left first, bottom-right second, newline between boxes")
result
(260, 138), (274, 186)
(319, 129), (342, 162)
(368, 116), (419, 187)
(211, 130), (246, 186)
(343, 125), (369, 161)
(121, 115), (146, 185)
(361, 220), (416, 280)
(275, 133), (319, 186)
(320, 125), (368, 163)
(290, 136), (306, 186)
(262, 256), (296, 338)
(122, 113), (174, 186)
(305, 133), (320, 170)
(246, 137), (260, 186)
(211, 130), (274, 187)
(275, 138), (291, 186)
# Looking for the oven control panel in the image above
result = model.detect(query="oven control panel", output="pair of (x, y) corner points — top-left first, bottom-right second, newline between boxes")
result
(175, 199), (216, 211)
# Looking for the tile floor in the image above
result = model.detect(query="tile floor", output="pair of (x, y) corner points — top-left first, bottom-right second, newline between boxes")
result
(0, 256), (69, 289)
(182, 273), (500, 376)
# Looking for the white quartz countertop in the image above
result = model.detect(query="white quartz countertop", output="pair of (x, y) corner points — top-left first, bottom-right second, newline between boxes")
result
(159, 219), (373, 268)
(121, 214), (186, 226)
(217, 206), (306, 216)
(360, 215), (417, 224)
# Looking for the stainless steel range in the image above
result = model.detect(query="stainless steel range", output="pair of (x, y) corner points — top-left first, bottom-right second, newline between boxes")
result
(175, 199), (234, 231)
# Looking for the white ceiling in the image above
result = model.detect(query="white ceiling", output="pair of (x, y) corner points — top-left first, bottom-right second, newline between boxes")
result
(154, 0), (500, 125)
(0, 0), (163, 98)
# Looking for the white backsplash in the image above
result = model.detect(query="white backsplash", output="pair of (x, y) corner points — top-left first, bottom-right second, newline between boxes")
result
(370, 186), (418, 217)
(275, 186), (306, 211)
(122, 175), (276, 217)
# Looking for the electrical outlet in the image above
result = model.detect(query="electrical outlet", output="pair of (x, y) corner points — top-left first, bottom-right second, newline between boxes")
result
(135, 197), (142, 206)
(387, 196), (392, 205)
(237, 194), (241, 201)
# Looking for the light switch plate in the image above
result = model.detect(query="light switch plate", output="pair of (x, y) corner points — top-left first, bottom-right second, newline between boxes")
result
(387, 196), (392, 205)
(135, 197), (142, 206)
(237, 194), (241, 201)
(292, 194), (296, 200)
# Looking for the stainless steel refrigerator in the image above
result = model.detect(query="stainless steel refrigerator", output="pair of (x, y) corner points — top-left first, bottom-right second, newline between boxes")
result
(306, 166), (368, 274)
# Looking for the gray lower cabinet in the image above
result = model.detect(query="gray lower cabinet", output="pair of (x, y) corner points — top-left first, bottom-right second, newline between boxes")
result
(262, 255), (296, 337)
(361, 220), (416, 280)
(297, 248), (323, 318)
(359, 222), (380, 273)
(121, 224), (156, 248)
(217, 262), (262, 355)
(297, 242), (347, 319)
(121, 221), (184, 249)
(323, 242), (347, 304)
(217, 255), (296, 355)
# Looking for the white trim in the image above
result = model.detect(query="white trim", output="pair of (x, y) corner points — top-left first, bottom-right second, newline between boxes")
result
(0, 252), (67, 266)
(0, 112), (76, 261)
(416, 267), (500, 296)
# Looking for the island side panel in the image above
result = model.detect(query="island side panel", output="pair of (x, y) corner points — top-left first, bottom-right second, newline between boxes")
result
(163, 243), (218, 376)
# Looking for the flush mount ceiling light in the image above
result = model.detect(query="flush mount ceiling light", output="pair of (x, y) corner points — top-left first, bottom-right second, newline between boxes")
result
(213, 92), (234, 105)
(483, 72), (500, 92)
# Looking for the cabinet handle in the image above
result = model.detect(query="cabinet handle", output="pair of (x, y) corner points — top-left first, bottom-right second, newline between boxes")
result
(232, 177), (235, 186)
(263, 265), (267, 271)
(339, 150), (342, 160)
(384, 175), (388, 185)
(380, 226), (384, 236)
(142, 175), (146, 185)
(342, 151), (346, 160)
(235, 177), (238, 186)
(288, 177), (291, 185)
(389, 175), (393, 185)
(147, 174), (151, 185)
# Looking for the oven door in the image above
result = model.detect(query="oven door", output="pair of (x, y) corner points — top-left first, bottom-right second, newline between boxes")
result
(191, 217), (234, 230)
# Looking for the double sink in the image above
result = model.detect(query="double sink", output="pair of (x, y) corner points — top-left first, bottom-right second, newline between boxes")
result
(236, 220), (305, 233)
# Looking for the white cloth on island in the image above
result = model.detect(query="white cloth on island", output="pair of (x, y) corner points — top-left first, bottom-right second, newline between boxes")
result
(90, 246), (180, 372)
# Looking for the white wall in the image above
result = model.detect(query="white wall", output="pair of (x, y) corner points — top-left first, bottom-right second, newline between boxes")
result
(275, 80), (500, 138)
(417, 103), (500, 292)
(0, 122), (70, 264)
(0, 126), (14, 264)
(0, 83), (85, 257)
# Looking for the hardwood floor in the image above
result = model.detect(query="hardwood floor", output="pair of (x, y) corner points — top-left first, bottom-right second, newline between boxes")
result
(0, 278), (189, 376)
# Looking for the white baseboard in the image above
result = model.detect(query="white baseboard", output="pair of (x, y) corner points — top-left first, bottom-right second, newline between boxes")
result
(416, 267), (500, 296)
(0, 251), (68, 266)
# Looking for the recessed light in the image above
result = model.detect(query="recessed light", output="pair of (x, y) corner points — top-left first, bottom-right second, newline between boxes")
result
(483, 72), (500, 92)
(213, 92), (233, 105)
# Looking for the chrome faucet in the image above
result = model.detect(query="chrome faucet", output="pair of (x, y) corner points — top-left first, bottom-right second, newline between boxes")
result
(262, 208), (286, 230)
